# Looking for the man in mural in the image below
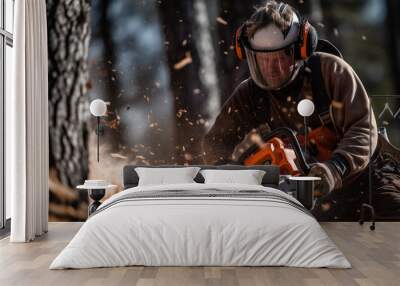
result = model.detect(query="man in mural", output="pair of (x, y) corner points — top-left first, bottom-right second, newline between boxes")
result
(202, 0), (400, 220)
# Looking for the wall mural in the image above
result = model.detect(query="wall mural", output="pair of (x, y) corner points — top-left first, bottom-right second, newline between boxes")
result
(46, 0), (400, 221)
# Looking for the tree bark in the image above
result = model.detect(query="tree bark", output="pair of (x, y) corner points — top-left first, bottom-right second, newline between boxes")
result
(47, 0), (91, 220)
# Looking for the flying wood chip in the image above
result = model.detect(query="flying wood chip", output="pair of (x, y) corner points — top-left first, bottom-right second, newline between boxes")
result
(110, 153), (128, 159)
(174, 52), (192, 70)
(184, 153), (193, 161)
(332, 100), (344, 109)
(216, 17), (228, 25)
(108, 118), (120, 129)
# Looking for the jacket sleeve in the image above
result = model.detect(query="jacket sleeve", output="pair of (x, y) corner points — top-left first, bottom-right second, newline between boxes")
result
(321, 53), (378, 188)
(202, 80), (256, 165)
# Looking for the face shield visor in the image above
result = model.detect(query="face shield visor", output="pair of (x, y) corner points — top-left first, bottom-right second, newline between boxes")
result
(244, 45), (297, 90)
(242, 12), (302, 90)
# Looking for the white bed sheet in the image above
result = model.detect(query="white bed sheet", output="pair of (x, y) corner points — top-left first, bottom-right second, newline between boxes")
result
(50, 183), (351, 269)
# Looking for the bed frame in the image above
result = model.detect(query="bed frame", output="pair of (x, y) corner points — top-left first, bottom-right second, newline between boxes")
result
(123, 164), (280, 189)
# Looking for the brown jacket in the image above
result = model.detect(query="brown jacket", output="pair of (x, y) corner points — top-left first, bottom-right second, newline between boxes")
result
(202, 52), (378, 189)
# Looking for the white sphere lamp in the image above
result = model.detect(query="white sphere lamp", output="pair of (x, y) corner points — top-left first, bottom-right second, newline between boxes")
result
(297, 99), (315, 117)
(90, 99), (107, 162)
(297, 99), (315, 157)
(90, 99), (107, 117)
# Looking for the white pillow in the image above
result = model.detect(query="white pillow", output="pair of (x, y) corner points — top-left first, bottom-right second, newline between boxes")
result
(135, 167), (201, 186)
(200, 169), (266, 185)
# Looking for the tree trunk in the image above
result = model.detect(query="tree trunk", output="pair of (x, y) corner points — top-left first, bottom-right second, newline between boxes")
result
(215, 0), (260, 104)
(157, 0), (206, 164)
(193, 0), (221, 120)
(47, 0), (91, 220)
(94, 0), (123, 150)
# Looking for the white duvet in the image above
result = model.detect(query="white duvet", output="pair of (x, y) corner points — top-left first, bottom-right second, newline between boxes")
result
(50, 183), (351, 269)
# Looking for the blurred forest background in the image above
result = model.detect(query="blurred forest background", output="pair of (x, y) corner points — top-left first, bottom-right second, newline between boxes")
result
(46, 0), (400, 221)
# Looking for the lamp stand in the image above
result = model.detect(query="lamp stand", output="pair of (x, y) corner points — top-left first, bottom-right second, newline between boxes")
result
(304, 116), (308, 158)
(359, 98), (375, 230)
(97, 117), (100, 162)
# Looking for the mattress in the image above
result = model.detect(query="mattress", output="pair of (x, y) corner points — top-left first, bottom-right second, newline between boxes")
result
(50, 183), (351, 269)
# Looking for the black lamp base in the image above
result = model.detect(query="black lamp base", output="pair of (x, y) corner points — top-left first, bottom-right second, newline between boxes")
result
(359, 203), (376, 231)
(296, 180), (315, 210)
(88, 189), (106, 215)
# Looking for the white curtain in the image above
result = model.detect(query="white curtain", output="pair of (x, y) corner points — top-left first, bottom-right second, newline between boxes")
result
(7, 0), (49, 242)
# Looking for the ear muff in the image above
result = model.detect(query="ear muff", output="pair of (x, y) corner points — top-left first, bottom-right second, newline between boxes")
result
(278, 1), (318, 60)
(277, 3), (289, 19)
(234, 24), (246, 60)
(297, 20), (318, 59)
(277, 2), (288, 15)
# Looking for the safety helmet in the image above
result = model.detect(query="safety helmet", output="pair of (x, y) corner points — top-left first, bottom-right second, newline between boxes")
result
(234, 2), (318, 90)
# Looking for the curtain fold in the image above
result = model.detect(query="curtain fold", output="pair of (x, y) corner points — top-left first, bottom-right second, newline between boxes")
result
(9, 0), (49, 242)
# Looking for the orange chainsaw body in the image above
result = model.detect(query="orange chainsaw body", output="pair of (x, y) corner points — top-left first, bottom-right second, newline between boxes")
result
(244, 127), (337, 175)
(244, 137), (301, 175)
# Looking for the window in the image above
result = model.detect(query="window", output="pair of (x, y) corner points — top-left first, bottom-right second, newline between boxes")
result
(1, 0), (14, 231)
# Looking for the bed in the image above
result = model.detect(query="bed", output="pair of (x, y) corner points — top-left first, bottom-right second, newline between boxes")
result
(50, 164), (350, 269)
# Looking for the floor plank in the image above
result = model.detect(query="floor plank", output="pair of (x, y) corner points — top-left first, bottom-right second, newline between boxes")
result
(0, 222), (399, 286)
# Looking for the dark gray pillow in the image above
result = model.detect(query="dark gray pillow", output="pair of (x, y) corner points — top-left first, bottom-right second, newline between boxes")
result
(123, 164), (280, 189)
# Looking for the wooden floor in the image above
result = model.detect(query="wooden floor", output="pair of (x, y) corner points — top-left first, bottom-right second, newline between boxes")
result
(0, 222), (399, 286)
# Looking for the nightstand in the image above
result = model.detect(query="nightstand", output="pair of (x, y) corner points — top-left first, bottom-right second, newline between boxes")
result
(288, 176), (321, 210)
(77, 180), (116, 215)
(279, 175), (298, 198)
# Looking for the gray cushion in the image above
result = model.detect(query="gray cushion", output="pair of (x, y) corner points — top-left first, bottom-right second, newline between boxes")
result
(123, 164), (280, 189)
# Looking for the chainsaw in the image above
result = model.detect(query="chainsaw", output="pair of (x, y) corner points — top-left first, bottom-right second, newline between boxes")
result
(236, 126), (338, 176)
(235, 127), (339, 203)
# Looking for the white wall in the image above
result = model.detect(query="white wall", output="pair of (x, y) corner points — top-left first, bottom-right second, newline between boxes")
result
(4, 0), (15, 220)
(5, 43), (13, 220)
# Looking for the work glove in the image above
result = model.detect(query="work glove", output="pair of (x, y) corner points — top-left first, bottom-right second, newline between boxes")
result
(307, 162), (341, 197)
